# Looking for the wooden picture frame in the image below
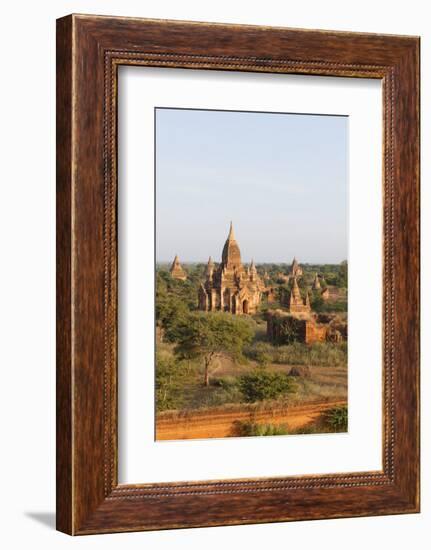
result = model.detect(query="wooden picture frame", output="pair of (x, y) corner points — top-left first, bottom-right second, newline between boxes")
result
(56, 14), (420, 535)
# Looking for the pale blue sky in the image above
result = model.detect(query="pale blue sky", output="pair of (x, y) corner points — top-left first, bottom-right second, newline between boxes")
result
(156, 108), (348, 264)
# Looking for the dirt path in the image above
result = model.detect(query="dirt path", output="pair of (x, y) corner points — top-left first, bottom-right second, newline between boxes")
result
(156, 399), (346, 440)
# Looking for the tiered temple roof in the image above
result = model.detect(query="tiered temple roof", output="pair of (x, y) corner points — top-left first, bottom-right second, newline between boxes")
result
(198, 223), (265, 315)
(221, 222), (242, 270)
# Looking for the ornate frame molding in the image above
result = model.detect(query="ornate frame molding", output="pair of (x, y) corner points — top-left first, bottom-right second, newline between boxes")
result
(57, 15), (419, 534)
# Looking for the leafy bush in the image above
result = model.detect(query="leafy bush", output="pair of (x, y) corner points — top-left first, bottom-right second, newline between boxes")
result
(211, 376), (239, 389)
(239, 368), (294, 403)
(235, 421), (289, 437)
(325, 405), (348, 432)
(155, 354), (197, 412)
(311, 294), (347, 313)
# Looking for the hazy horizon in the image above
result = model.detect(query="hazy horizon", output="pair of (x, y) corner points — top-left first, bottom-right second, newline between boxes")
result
(156, 108), (348, 264)
(156, 258), (346, 266)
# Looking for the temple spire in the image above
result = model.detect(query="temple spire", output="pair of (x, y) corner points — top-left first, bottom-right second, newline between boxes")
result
(284, 276), (310, 314)
(291, 277), (301, 300)
(228, 221), (235, 240)
(171, 254), (180, 268)
(222, 221), (241, 268)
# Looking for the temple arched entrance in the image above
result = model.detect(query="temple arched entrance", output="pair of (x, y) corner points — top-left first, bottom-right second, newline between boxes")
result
(242, 300), (249, 314)
(223, 289), (230, 312)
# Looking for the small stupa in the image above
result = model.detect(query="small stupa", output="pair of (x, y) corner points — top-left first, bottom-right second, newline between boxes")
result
(169, 254), (187, 281)
(312, 272), (321, 290)
(283, 277), (311, 315)
(290, 257), (303, 278)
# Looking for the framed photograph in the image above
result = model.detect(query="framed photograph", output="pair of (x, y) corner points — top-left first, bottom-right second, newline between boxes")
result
(56, 14), (420, 534)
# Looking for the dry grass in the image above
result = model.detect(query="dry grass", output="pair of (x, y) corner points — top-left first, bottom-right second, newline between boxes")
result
(157, 340), (347, 413)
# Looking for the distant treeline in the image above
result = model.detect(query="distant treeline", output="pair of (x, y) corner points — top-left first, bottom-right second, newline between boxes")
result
(156, 261), (348, 289)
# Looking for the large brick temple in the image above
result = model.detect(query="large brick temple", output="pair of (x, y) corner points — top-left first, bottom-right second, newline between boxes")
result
(198, 222), (265, 315)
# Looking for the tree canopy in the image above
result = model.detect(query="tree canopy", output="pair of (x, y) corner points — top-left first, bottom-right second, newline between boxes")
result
(174, 312), (254, 385)
(239, 368), (294, 403)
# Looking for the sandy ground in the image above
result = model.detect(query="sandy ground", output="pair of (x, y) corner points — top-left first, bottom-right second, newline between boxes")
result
(156, 399), (346, 440)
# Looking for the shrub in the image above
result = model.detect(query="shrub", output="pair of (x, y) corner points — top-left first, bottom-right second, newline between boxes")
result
(155, 355), (184, 411)
(312, 299), (348, 313)
(239, 368), (294, 403)
(155, 354), (197, 411)
(325, 405), (348, 432)
(336, 260), (348, 287)
(289, 365), (311, 378)
(210, 376), (239, 389)
(276, 316), (301, 344)
(235, 421), (289, 437)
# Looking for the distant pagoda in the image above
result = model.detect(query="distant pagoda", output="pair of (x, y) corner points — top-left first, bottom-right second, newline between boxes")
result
(290, 257), (303, 278)
(312, 272), (321, 290)
(282, 277), (311, 316)
(276, 256), (303, 283)
(169, 254), (187, 281)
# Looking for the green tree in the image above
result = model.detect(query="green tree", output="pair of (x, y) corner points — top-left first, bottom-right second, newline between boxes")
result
(155, 273), (190, 341)
(311, 293), (325, 312)
(239, 368), (294, 403)
(277, 317), (301, 344)
(174, 312), (254, 386)
(155, 354), (182, 411)
(336, 260), (348, 288)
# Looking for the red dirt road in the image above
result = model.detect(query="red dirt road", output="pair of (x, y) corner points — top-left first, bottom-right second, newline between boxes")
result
(156, 399), (346, 440)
